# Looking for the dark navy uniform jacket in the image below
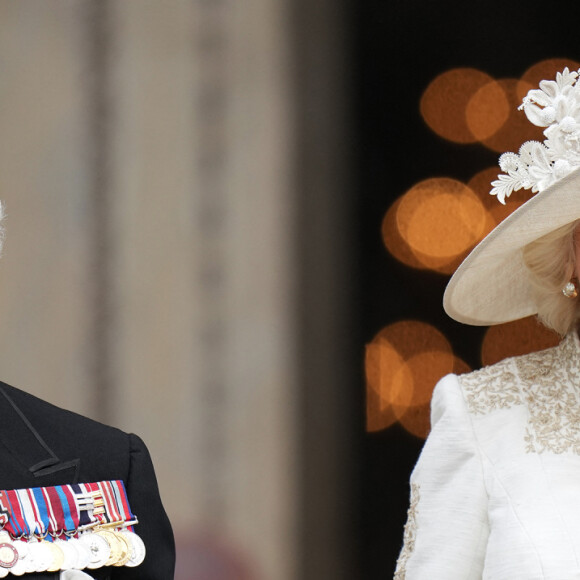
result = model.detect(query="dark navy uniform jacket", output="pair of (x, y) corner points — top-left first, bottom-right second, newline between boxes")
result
(0, 381), (175, 579)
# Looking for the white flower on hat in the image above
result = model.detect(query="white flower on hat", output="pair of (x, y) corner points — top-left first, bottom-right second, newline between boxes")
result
(491, 68), (580, 204)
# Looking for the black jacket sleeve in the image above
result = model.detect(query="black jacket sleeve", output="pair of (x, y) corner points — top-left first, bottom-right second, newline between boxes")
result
(111, 433), (175, 579)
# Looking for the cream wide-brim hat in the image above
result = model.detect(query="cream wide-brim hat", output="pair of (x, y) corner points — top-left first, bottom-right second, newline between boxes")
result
(443, 166), (580, 326)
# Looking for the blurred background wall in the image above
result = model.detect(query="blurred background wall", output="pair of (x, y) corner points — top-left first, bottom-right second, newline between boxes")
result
(0, 1), (357, 579)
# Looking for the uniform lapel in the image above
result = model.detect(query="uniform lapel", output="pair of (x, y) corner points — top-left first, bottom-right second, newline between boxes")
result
(0, 386), (80, 482)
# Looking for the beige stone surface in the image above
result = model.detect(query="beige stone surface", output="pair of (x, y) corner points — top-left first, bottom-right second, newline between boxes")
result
(0, 1), (94, 418)
(0, 1), (303, 579)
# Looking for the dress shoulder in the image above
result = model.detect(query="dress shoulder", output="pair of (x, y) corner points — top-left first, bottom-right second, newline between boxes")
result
(395, 374), (489, 579)
(453, 339), (566, 416)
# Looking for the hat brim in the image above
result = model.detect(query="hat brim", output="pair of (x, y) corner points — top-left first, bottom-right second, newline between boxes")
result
(443, 166), (580, 326)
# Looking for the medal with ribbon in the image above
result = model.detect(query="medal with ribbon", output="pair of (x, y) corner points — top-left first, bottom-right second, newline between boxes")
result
(0, 480), (145, 574)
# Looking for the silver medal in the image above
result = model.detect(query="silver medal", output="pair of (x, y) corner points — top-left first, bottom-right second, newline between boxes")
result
(70, 537), (91, 570)
(79, 532), (110, 569)
(121, 530), (146, 567)
(30, 541), (52, 573)
(8, 540), (28, 576)
(23, 542), (37, 574)
(0, 536), (11, 577)
(55, 538), (78, 570)
(0, 540), (18, 570)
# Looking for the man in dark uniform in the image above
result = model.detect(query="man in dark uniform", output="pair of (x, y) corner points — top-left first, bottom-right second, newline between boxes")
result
(0, 380), (175, 579)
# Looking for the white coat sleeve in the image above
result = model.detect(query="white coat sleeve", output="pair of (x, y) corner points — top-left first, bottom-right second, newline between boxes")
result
(394, 374), (489, 579)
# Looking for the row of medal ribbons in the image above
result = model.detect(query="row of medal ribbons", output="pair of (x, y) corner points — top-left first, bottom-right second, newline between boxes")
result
(0, 480), (146, 576)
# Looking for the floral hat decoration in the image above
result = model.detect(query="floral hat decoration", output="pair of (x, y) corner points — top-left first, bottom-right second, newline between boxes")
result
(444, 68), (580, 326)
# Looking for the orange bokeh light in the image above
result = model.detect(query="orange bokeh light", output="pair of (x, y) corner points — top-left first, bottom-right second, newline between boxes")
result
(394, 350), (453, 409)
(398, 180), (485, 258)
(396, 355), (470, 439)
(366, 321), (470, 438)
(465, 80), (510, 142)
(521, 58), (580, 90)
(420, 68), (496, 144)
(381, 198), (426, 271)
(397, 403), (431, 440)
(481, 316), (559, 367)
(467, 167), (531, 231)
(420, 65), (573, 149)
(474, 79), (543, 153)
(365, 340), (413, 432)
(368, 59), (578, 437)
(366, 343), (403, 432)
(384, 178), (487, 274)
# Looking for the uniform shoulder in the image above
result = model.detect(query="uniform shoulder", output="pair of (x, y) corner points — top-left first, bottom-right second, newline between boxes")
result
(0, 381), (129, 443)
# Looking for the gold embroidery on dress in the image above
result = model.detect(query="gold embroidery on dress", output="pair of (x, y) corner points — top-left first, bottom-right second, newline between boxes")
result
(518, 333), (580, 454)
(458, 358), (521, 415)
(394, 483), (420, 580)
(458, 333), (580, 455)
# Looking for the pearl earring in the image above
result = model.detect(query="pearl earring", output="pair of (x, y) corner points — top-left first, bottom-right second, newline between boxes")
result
(563, 280), (578, 298)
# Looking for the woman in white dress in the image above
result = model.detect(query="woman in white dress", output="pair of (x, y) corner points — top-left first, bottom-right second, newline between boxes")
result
(395, 68), (580, 580)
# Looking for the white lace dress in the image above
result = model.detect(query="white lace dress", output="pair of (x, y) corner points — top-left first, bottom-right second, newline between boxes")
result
(395, 332), (580, 579)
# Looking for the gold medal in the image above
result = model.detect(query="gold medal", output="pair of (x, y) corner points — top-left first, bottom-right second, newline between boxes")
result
(96, 530), (122, 566)
(111, 531), (131, 566)
(46, 541), (65, 572)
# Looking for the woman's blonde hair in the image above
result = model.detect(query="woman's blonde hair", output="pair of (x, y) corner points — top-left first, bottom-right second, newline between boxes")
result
(522, 220), (580, 336)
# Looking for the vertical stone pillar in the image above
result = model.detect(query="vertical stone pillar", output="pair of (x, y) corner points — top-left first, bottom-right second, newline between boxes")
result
(105, 1), (299, 578)
(0, 1), (353, 578)
(0, 0), (94, 416)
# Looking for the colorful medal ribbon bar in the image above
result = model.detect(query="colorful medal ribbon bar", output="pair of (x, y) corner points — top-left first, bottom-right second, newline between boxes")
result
(0, 480), (145, 574)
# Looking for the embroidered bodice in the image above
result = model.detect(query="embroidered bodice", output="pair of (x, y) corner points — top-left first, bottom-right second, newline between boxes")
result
(394, 332), (580, 579)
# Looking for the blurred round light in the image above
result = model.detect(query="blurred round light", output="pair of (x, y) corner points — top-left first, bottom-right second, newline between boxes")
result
(365, 340), (413, 432)
(381, 198), (426, 271)
(389, 178), (487, 274)
(395, 350), (455, 409)
(481, 316), (559, 367)
(397, 403), (431, 440)
(475, 79), (543, 153)
(466, 80), (510, 142)
(397, 356), (470, 439)
(420, 68), (495, 144)
(366, 321), (469, 436)
(467, 167), (529, 230)
(521, 58), (580, 90)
